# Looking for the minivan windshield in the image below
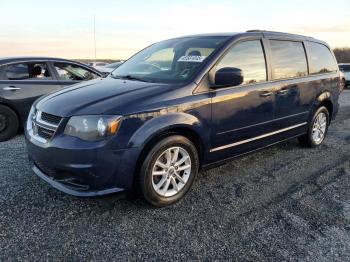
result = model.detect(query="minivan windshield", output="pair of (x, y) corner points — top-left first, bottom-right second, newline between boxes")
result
(111, 36), (230, 84)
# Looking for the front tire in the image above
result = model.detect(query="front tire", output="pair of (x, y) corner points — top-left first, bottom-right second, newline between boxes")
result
(139, 135), (199, 207)
(298, 106), (329, 148)
(0, 105), (19, 142)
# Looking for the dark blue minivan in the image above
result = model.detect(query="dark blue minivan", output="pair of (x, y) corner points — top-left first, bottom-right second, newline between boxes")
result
(25, 31), (341, 206)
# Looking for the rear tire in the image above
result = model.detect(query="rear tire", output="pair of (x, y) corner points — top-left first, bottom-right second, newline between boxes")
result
(0, 105), (19, 142)
(298, 106), (329, 148)
(138, 135), (199, 207)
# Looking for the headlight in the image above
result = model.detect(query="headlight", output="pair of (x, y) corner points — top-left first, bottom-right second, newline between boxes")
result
(64, 115), (122, 141)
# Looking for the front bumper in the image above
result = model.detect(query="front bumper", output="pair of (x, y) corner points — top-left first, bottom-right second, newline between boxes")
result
(30, 163), (123, 197)
(25, 131), (141, 197)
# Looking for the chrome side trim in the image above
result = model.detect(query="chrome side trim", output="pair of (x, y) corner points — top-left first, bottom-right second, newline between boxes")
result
(3, 86), (21, 91)
(210, 122), (307, 152)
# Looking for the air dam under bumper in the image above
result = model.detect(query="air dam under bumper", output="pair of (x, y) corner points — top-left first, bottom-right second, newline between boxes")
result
(25, 134), (141, 197)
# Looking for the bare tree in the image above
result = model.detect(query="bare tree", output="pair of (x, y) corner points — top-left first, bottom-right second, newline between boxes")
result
(333, 47), (350, 63)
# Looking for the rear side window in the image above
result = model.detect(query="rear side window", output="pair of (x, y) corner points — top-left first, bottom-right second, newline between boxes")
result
(270, 40), (308, 80)
(216, 40), (267, 85)
(3, 63), (52, 80)
(306, 42), (337, 75)
(6, 64), (29, 80)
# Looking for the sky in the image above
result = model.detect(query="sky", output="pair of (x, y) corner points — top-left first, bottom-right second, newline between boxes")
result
(0, 0), (349, 60)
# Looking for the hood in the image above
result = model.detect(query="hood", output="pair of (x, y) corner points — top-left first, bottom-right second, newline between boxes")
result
(36, 77), (171, 117)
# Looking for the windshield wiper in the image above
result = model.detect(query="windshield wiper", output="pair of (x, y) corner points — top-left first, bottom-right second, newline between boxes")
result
(112, 74), (154, 83)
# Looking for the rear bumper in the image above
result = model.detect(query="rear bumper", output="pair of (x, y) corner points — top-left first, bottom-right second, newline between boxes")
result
(25, 131), (141, 197)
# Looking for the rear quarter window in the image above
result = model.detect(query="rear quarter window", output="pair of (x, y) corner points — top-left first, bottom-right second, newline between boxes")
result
(5, 63), (30, 80)
(269, 40), (308, 80)
(305, 42), (337, 75)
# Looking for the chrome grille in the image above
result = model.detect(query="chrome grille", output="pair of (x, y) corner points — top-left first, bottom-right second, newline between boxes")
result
(37, 126), (55, 140)
(31, 111), (61, 142)
(40, 112), (62, 125)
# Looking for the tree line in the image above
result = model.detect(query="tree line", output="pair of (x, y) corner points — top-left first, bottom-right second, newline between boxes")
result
(334, 48), (350, 63)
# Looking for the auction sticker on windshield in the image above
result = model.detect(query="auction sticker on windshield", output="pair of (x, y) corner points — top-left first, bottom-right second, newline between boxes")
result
(178, 56), (207, 62)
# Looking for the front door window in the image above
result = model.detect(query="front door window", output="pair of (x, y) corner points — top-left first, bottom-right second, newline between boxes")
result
(54, 63), (99, 81)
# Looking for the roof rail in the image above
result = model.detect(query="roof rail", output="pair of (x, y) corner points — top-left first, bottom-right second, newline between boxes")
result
(247, 30), (292, 34)
(246, 30), (314, 38)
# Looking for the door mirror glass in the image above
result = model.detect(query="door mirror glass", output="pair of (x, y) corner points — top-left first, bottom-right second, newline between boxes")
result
(214, 67), (243, 87)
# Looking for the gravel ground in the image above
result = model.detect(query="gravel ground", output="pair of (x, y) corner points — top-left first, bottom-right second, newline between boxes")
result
(1, 91), (350, 261)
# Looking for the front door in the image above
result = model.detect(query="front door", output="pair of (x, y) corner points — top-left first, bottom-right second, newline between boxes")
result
(0, 61), (61, 121)
(210, 39), (275, 159)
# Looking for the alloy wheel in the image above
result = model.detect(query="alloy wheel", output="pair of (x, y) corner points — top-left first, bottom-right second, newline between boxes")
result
(312, 112), (327, 144)
(151, 146), (192, 197)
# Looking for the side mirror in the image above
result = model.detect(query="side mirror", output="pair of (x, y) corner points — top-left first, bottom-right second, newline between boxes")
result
(101, 72), (110, 78)
(214, 67), (243, 88)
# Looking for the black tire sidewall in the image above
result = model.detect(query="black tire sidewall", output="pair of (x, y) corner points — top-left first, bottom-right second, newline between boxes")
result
(0, 105), (19, 142)
(139, 135), (199, 207)
(307, 106), (329, 147)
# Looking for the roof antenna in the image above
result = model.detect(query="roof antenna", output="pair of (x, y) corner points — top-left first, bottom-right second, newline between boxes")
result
(93, 15), (97, 60)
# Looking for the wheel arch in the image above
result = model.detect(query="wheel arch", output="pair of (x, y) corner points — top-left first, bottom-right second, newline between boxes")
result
(319, 100), (333, 120)
(314, 91), (334, 121)
(0, 102), (22, 127)
(132, 123), (207, 189)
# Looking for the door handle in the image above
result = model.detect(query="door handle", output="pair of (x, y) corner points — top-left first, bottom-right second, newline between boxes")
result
(277, 89), (288, 95)
(260, 91), (273, 97)
(3, 86), (21, 91)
